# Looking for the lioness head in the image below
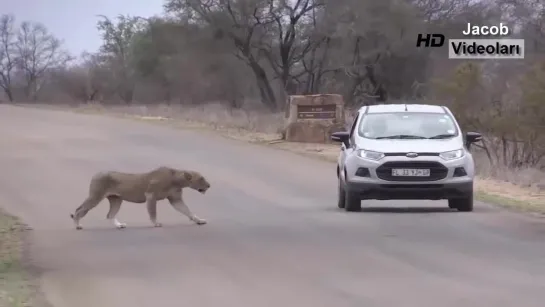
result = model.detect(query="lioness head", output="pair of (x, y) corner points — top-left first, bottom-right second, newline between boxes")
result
(183, 171), (211, 194)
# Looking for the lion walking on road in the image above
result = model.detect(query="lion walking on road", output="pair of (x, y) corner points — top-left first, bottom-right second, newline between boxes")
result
(70, 166), (211, 230)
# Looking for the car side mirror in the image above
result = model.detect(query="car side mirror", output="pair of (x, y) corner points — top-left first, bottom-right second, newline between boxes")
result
(465, 131), (482, 149)
(331, 131), (350, 148)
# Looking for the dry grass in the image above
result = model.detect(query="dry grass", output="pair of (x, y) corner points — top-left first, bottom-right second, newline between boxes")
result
(16, 102), (545, 213)
(75, 102), (286, 134)
(0, 210), (32, 307)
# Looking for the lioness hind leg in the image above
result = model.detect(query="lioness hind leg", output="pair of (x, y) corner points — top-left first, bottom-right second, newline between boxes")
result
(71, 195), (103, 230)
(106, 196), (126, 229)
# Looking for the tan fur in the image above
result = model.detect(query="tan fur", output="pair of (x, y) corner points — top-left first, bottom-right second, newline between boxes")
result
(70, 166), (211, 230)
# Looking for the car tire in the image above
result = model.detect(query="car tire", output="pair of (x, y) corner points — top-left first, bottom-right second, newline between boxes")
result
(337, 178), (346, 209)
(448, 193), (473, 212)
(344, 188), (361, 212)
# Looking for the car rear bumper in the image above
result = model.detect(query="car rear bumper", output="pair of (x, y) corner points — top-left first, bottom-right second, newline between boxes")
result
(344, 181), (473, 200)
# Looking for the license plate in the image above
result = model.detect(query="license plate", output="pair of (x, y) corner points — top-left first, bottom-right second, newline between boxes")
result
(391, 168), (430, 177)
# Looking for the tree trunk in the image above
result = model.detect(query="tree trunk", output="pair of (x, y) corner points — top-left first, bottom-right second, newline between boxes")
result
(4, 88), (13, 102)
(248, 59), (277, 110)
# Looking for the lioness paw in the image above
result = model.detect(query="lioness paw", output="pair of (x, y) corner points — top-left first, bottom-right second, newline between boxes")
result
(116, 223), (127, 229)
(195, 219), (207, 225)
(153, 222), (163, 227)
(76, 225), (83, 230)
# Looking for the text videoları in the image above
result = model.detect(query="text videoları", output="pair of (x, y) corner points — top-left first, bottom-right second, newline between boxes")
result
(416, 23), (524, 59)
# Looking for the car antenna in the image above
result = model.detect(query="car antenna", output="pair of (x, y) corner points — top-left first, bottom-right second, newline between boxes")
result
(404, 104), (408, 111)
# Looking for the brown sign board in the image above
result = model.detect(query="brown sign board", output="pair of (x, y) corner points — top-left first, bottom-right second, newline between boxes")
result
(297, 104), (336, 119)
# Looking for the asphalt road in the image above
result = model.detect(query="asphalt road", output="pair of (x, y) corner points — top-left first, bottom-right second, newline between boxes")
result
(1, 105), (545, 307)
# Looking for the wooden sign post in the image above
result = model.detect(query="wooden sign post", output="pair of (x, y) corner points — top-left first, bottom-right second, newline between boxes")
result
(284, 94), (345, 143)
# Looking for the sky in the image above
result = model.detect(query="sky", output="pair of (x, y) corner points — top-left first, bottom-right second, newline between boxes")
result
(2, 0), (165, 57)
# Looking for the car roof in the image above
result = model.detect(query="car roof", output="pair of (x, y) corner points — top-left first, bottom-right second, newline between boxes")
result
(360, 104), (447, 114)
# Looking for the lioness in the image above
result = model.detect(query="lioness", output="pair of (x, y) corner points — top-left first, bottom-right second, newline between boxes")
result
(70, 166), (211, 230)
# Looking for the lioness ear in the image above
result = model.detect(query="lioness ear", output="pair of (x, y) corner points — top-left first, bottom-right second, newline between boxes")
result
(183, 172), (192, 181)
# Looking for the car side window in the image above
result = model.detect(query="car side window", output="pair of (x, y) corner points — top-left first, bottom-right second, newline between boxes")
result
(348, 113), (360, 146)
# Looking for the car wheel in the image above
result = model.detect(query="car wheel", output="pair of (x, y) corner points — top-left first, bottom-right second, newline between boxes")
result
(448, 193), (473, 212)
(344, 188), (361, 212)
(337, 178), (346, 209)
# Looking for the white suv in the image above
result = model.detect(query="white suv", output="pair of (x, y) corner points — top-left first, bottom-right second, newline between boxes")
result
(331, 104), (482, 212)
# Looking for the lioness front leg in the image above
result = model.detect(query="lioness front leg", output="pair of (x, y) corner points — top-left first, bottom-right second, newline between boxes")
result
(145, 193), (162, 227)
(167, 196), (206, 225)
(106, 196), (126, 229)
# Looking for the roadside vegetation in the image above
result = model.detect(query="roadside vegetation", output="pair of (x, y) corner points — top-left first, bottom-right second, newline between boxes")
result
(2, 0), (545, 212)
(0, 210), (32, 307)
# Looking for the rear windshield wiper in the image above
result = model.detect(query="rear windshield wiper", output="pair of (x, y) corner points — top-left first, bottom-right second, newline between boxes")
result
(427, 134), (456, 139)
(375, 135), (427, 139)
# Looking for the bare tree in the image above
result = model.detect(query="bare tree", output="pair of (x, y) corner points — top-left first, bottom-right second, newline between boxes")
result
(0, 14), (17, 101)
(51, 53), (109, 103)
(14, 21), (72, 100)
(258, 0), (325, 97)
(165, 0), (282, 109)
